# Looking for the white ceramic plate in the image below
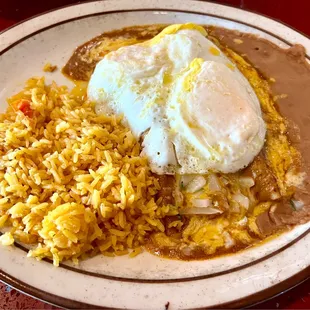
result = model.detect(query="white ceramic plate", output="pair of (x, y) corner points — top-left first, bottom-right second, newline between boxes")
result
(0, 1), (309, 308)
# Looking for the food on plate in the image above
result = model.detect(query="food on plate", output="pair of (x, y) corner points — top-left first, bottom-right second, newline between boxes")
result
(0, 23), (309, 265)
(88, 24), (266, 175)
(0, 78), (177, 265)
(43, 63), (58, 73)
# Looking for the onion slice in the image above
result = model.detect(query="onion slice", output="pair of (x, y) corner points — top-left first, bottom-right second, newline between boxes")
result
(180, 206), (223, 215)
(191, 198), (212, 208)
(290, 199), (304, 210)
(185, 176), (206, 193)
(270, 191), (281, 200)
(239, 176), (255, 188)
(180, 175), (196, 188)
(236, 216), (248, 226)
(180, 197), (223, 215)
(208, 174), (221, 191)
(232, 193), (250, 210)
(223, 231), (235, 248)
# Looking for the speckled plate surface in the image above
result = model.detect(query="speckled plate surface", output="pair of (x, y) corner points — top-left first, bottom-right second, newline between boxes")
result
(0, 1), (309, 309)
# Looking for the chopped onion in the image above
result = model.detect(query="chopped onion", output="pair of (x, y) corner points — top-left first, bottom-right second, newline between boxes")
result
(270, 191), (281, 200)
(223, 231), (235, 248)
(192, 198), (212, 208)
(232, 193), (250, 209)
(239, 176), (255, 188)
(180, 174), (196, 188)
(236, 216), (248, 226)
(208, 174), (221, 191)
(185, 176), (206, 193)
(180, 206), (223, 215)
(291, 199), (304, 210)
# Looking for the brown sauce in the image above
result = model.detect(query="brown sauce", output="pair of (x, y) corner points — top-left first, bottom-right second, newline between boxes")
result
(63, 24), (310, 260)
(62, 25), (166, 81)
(145, 240), (252, 261)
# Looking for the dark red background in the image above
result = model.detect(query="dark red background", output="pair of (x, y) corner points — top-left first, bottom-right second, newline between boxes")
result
(0, 0), (309, 309)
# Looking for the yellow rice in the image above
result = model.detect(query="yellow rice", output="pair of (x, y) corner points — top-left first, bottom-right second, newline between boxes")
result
(0, 77), (177, 266)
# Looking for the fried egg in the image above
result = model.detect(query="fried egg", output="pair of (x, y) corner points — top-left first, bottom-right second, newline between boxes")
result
(88, 24), (266, 174)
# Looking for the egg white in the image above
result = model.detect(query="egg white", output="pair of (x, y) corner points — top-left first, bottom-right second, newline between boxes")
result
(88, 24), (266, 174)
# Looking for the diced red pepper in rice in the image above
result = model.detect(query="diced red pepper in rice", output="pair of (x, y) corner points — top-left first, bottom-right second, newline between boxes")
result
(17, 99), (33, 117)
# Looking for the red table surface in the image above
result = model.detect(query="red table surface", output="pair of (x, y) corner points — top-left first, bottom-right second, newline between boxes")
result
(0, 0), (309, 309)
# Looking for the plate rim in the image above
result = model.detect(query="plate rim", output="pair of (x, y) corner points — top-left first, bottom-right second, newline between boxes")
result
(1, 0), (309, 42)
(1, 224), (308, 283)
(1, 261), (309, 309)
(0, 1), (309, 309)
